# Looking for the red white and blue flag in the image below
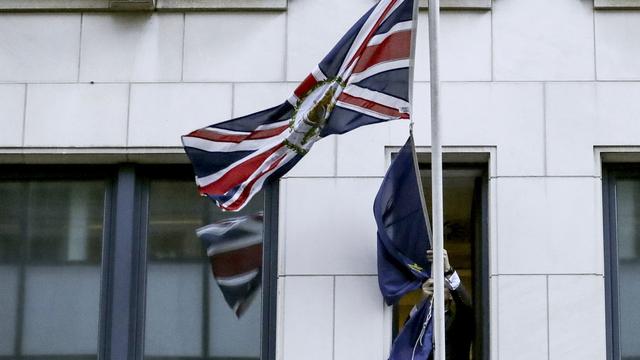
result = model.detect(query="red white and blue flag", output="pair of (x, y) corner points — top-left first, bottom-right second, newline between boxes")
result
(182, 0), (419, 211)
(197, 213), (264, 317)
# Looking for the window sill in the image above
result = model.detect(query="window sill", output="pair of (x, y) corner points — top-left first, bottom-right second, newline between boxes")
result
(156, 0), (286, 10)
(595, 0), (640, 9)
(419, 0), (491, 10)
(0, 0), (287, 11)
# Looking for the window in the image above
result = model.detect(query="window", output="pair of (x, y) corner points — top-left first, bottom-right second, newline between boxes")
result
(604, 166), (640, 360)
(0, 175), (106, 358)
(392, 162), (489, 360)
(0, 165), (278, 360)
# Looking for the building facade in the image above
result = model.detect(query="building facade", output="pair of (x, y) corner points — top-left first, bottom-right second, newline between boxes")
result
(1, 0), (640, 359)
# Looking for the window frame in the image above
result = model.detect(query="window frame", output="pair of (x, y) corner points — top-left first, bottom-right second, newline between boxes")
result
(0, 164), (279, 360)
(0, 165), (115, 360)
(602, 164), (640, 360)
(388, 160), (490, 360)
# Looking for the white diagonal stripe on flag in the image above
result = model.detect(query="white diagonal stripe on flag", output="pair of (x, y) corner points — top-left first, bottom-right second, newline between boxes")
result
(205, 236), (263, 256)
(201, 127), (249, 136)
(194, 142), (286, 188)
(312, 66), (328, 81)
(339, 0), (401, 76)
(369, 21), (413, 46)
(221, 149), (298, 211)
(217, 269), (260, 287)
(348, 59), (411, 84)
(335, 101), (399, 121)
(343, 84), (410, 112)
(183, 132), (287, 153)
(380, 0), (406, 27)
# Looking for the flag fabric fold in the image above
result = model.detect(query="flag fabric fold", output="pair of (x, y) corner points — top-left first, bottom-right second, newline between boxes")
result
(374, 135), (431, 305)
(183, 0), (418, 211)
(196, 213), (264, 317)
(389, 299), (434, 360)
(374, 135), (434, 359)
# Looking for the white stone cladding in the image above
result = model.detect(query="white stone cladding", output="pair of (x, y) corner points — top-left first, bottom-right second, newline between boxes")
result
(6, 0), (640, 358)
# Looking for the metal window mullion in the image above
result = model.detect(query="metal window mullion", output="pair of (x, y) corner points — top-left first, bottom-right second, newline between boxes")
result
(261, 182), (279, 360)
(603, 169), (621, 360)
(14, 182), (30, 359)
(105, 165), (145, 360)
(202, 201), (212, 359)
(479, 173), (490, 360)
(99, 177), (116, 360)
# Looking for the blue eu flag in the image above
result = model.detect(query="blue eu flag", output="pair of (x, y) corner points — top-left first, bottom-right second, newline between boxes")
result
(373, 135), (433, 359)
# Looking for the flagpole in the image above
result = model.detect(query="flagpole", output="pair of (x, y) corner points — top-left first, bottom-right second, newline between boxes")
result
(427, 0), (446, 359)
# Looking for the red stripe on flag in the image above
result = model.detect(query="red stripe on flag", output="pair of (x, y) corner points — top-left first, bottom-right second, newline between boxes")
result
(189, 124), (289, 144)
(293, 73), (319, 99)
(199, 143), (284, 195)
(210, 243), (262, 278)
(223, 153), (288, 211)
(352, 30), (411, 73)
(247, 125), (290, 140)
(338, 92), (409, 119)
(344, 0), (400, 71)
(189, 129), (247, 143)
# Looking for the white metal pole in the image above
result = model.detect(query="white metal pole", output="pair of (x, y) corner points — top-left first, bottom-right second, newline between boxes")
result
(427, 0), (446, 359)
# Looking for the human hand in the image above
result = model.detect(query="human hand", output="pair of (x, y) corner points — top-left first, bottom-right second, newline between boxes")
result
(426, 249), (452, 273)
(422, 278), (434, 298)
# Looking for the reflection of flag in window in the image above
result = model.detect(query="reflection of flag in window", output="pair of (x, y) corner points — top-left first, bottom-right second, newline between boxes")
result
(196, 213), (264, 317)
(182, 0), (418, 211)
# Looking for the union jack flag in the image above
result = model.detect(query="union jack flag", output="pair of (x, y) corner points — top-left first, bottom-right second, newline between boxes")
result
(197, 213), (264, 317)
(182, 0), (418, 211)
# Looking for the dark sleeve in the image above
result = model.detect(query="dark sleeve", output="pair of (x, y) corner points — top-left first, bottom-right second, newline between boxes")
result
(450, 281), (472, 313)
(447, 281), (474, 360)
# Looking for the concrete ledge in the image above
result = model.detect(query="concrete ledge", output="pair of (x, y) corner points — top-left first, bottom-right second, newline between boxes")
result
(0, 0), (109, 11)
(0, 0), (493, 12)
(110, 0), (155, 10)
(156, 0), (286, 10)
(0, 0), (494, 11)
(595, 0), (640, 9)
(0, 0), (286, 11)
(0, 147), (189, 164)
(420, 0), (491, 10)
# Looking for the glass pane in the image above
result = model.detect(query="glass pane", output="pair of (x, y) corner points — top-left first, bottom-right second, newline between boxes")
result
(22, 266), (101, 355)
(0, 265), (18, 356)
(615, 179), (640, 359)
(144, 180), (264, 359)
(0, 180), (105, 358)
(28, 182), (104, 263)
(0, 182), (22, 262)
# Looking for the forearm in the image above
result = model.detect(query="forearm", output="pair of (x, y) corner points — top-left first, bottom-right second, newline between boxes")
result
(447, 271), (472, 309)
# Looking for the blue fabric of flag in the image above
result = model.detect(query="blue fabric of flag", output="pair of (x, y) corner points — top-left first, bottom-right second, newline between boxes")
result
(374, 136), (431, 306)
(389, 300), (434, 360)
(374, 135), (434, 359)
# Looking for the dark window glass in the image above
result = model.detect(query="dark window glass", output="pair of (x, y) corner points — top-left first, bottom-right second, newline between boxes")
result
(0, 180), (105, 358)
(614, 178), (640, 359)
(144, 179), (264, 359)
